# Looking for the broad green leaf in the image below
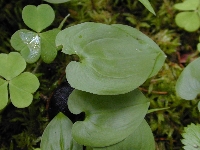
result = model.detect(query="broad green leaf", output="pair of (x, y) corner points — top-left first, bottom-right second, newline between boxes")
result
(41, 112), (82, 150)
(139, 0), (156, 15)
(175, 12), (200, 32)
(39, 29), (60, 63)
(174, 0), (199, 11)
(44, 0), (71, 4)
(68, 89), (149, 147)
(0, 78), (8, 110)
(10, 29), (41, 63)
(93, 120), (155, 150)
(176, 58), (200, 100)
(181, 123), (200, 150)
(0, 52), (26, 80)
(22, 4), (55, 32)
(56, 22), (166, 95)
(9, 72), (40, 108)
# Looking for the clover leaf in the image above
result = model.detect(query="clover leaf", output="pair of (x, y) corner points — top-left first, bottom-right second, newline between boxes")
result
(174, 0), (200, 32)
(176, 58), (200, 100)
(181, 123), (200, 150)
(68, 89), (149, 147)
(41, 112), (82, 150)
(56, 22), (166, 95)
(92, 120), (155, 150)
(0, 52), (39, 109)
(10, 4), (60, 64)
(44, 0), (71, 4)
(22, 4), (55, 32)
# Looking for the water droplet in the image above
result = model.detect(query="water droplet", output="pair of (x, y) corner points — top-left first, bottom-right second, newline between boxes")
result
(136, 48), (141, 52)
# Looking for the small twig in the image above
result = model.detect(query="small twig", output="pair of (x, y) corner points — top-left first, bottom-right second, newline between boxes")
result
(139, 87), (168, 95)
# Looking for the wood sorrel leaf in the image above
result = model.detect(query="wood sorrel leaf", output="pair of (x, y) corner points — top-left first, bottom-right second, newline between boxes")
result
(56, 22), (166, 95)
(0, 52), (26, 80)
(176, 58), (200, 100)
(9, 72), (40, 108)
(93, 120), (155, 150)
(68, 89), (149, 147)
(139, 0), (156, 15)
(175, 12), (200, 32)
(22, 4), (55, 32)
(0, 78), (8, 110)
(41, 112), (82, 150)
(174, 0), (199, 11)
(44, 0), (71, 4)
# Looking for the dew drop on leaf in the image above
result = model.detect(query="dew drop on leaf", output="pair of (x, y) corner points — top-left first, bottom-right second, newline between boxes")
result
(20, 31), (41, 59)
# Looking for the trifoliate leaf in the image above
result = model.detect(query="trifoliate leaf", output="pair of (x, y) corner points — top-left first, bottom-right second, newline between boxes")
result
(44, 0), (71, 4)
(176, 58), (200, 100)
(93, 120), (155, 150)
(56, 22), (166, 95)
(175, 12), (200, 32)
(9, 72), (40, 108)
(22, 4), (55, 32)
(182, 123), (200, 150)
(0, 52), (26, 80)
(68, 89), (149, 147)
(139, 0), (156, 15)
(41, 112), (82, 150)
(0, 78), (8, 110)
(174, 0), (199, 11)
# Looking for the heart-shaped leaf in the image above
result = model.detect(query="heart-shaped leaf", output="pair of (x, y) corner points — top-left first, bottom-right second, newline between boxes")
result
(41, 112), (82, 150)
(139, 0), (156, 15)
(10, 29), (60, 63)
(68, 89), (149, 147)
(56, 22), (166, 95)
(175, 12), (200, 32)
(92, 120), (155, 150)
(10, 29), (41, 63)
(0, 52), (26, 80)
(22, 4), (55, 32)
(44, 0), (71, 4)
(176, 58), (200, 100)
(39, 29), (60, 63)
(174, 0), (199, 11)
(9, 72), (40, 108)
(0, 78), (8, 110)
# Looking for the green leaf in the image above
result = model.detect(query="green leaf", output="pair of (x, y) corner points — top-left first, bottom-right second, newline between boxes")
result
(174, 0), (199, 11)
(44, 0), (71, 4)
(175, 12), (200, 32)
(0, 78), (8, 110)
(10, 29), (41, 63)
(68, 89), (149, 147)
(56, 22), (166, 95)
(198, 101), (200, 112)
(176, 58), (200, 100)
(93, 120), (155, 150)
(138, 0), (156, 15)
(22, 4), (55, 32)
(41, 112), (82, 150)
(0, 52), (26, 80)
(9, 72), (40, 108)
(181, 123), (200, 150)
(39, 29), (60, 63)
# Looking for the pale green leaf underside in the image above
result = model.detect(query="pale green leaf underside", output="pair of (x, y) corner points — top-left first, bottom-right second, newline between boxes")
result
(0, 52), (26, 80)
(22, 4), (55, 32)
(175, 12), (200, 32)
(0, 78), (8, 110)
(56, 22), (166, 95)
(174, 0), (199, 11)
(44, 0), (71, 4)
(138, 0), (156, 15)
(181, 123), (200, 150)
(68, 89), (149, 147)
(9, 72), (40, 108)
(40, 112), (82, 150)
(176, 58), (200, 100)
(93, 120), (155, 150)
